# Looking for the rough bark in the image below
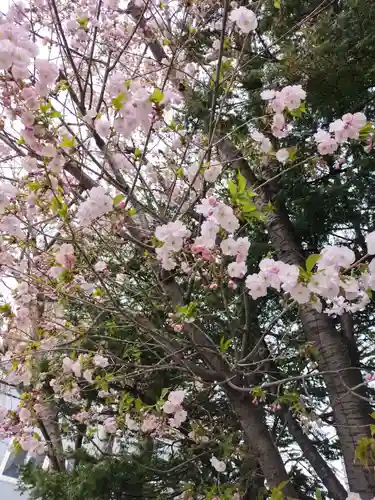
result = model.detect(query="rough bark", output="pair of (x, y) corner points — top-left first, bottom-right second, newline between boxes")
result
(218, 138), (375, 498)
(160, 275), (299, 497)
(249, 316), (347, 500)
(281, 411), (347, 500)
(227, 387), (299, 499)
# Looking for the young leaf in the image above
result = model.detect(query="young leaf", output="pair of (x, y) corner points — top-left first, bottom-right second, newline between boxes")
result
(113, 194), (125, 206)
(219, 336), (232, 353)
(306, 254), (321, 272)
(112, 93), (126, 111)
(237, 172), (247, 193)
(134, 148), (142, 158)
(315, 489), (322, 500)
(60, 135), (75, 148)
(228, 179), (237, 198)
(150, 88), (164, 104)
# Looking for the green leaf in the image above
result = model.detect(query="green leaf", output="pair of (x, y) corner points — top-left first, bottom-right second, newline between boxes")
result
(27, 180), (42, 191)
(160, 387), (170, 399)
(289, 146), (297, 161)
(77, 17), (88, 29)
(270, 480), (289, 500)
(355, 437), (374, 466)
(360, 123), (374, 138)
(228, 179), (237, 198)
(57, 80), (69, 91)
(150, 88), (164, 104)
(237, 172), (246, 193)
(57, 204), (69, 221)
(134, 148), (142, 158)
(306, 254), (321, 272)
(12, 439), (23, 454)
(40, 101), (52, 113)
(176, 167), (184, 179)
(289, 108), (302, 118)
(0, 303), (11, 316)
(274, 0), (280, 8)
(50, 196), (62, 213)
(219, 336), (232, 353)
(176, 301), (197, 319)
(247, 210), (265, 221)
(119, 392), (133, 412)
(59, 135), (75, 148)
(135, 398), (143, 410)
(112, 93), (126, 111)
(315, 489), (322, 500)
(265, 200), (274, 213)
(113, 194), (125, 206)
(240, 199), (257, 213)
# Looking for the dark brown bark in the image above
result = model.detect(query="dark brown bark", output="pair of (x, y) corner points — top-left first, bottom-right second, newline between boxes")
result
(281, 411), (347, 500)
(159, 275), (300, 497)
(227, 387), (299, 499)
(252, 337), (348, 499)
(241, 438), (265, 500)
(218, 138), (375, 498)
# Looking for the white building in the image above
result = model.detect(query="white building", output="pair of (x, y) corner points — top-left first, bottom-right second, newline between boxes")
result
(0, 390), (49, 499)
(0, 387), (116, 500)
(0, 390), (25, 499)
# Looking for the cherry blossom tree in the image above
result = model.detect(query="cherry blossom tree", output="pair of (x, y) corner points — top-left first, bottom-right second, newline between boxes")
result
(0, 0), (375, 499)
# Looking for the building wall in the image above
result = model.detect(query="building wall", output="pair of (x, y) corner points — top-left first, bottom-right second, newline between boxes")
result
(0, 389), (28, 499)
(0, 476), (25, 500)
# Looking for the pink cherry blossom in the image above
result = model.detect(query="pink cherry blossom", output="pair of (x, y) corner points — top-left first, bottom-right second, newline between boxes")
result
(229, 7), (258, 34)
(95, 117), (111, 137)
(169, 408), (187, 428)
(276, 148), (289, 164)
(228, 261), (247, 279)
(55, 243), (75, 268)
(104, 417), (118, 433)
(210, 455), (226, 472)
(93, 354), (109, 368)
(94, 260), (107, 272)
(168, 390), (185, 406)
(366, 232), (375, 255)
(19, 407), (32, 423)
(125, 414), (139, 431)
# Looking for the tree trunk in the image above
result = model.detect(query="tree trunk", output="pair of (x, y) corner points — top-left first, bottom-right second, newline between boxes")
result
(227, 387), (300, 499)
(281, 411), (347, 500)
(267, 204), (375, 499)
(256, 336), (348, 500)
(218, 138), (375, 498)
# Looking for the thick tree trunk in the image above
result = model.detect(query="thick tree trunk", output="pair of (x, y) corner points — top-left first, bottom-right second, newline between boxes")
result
(227, 387), (300, 499)
(160, 276), (297, 497)
(281, 411), (347, 500)
(218, 138), (375, 498)
(257, 337), (348, 500)
(267, 203), (375, 499)
(241, 438), (265, 500)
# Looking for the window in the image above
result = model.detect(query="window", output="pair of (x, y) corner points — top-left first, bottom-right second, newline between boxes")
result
(1, 449), (28, 479)
(0, 440), (47, 484)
